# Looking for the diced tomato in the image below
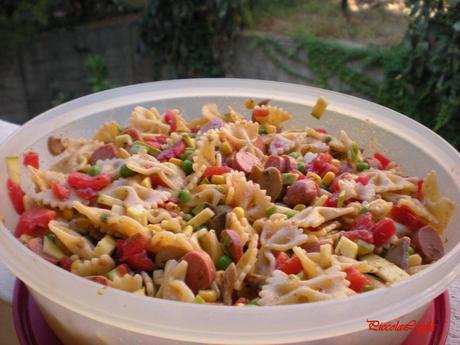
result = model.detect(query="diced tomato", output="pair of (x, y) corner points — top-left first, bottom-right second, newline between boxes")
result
(276, 254), (302, 275)
(150, 175), (169, 188)
(374, 152), (391, 169)
(74, 188), (98, 200)
(203, 166), (232, 178)
(7, 178), (25, 214)
(51, 183), (71, 201)
(114, 264), (130, 277)
(414, 179), (424, 201)
(345, 267), (373, 293)
(122, 128), (141, 141)
(252, 108), (269, 120)
(117, 235), (154, 271)
(350, 212), (374, 231)
(371, 218), (396, 247)
(67, 172), (111, 191)
(343, 229), (374, 244)
(15, 208), (56, 238)
(23, 151), (39, 169)
(156, 140), (186, 162)
(356, 174), (369, 185)
(59, 256), (73, 271)
(390, 205), (426, 230)
(309, 153), (339, 177)
(314, 128), (328, 134)
(144, 135), (167, 149)
(163, 110), (177, 133)
(325, 192), (339, 207)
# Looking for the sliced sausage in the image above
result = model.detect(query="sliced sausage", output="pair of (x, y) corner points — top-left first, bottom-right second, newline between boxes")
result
(208, 211), (227, 238)
(198, 118), (224, 136)
(228, 151), (261, 174)
(249, 166), (283, 201)
(181, 250), (216, 292)
(253, 136), (266, 154)
(85, 276), (114, 287)
(48, 136), (66, 156)
(282, 155), (298, 172)
(385, 236), (410, 269)
(264, 155), (285, 172)
(221, 229), (243, 262)
(122, 128), (141, 141)
(412, 225), (444, 263)
(89, 143), (117, 165)
(283, 178), (319, 207)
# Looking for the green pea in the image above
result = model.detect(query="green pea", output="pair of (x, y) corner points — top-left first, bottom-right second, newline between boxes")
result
(408, 247), (415, 255)
(297, 161), (306, 173)
(356, 161), (369, 172)
(120, 164), (136, 177)
(87, 165), (101, 176)
(181, 148), (194, 161)
(178, 189), (192, 204)
(181, 159), (193, 175)
(216, 255), (233, 271)
(258, 126), (267, 135)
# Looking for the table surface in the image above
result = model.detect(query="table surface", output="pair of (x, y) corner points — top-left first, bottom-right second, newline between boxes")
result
(0, 120), (458, 345)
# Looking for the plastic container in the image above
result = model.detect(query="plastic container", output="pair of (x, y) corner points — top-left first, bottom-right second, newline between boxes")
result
(0, 79), (459, 345)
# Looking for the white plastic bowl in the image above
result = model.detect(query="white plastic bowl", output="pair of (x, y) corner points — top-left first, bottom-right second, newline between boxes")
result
(0, 79), (459, 345)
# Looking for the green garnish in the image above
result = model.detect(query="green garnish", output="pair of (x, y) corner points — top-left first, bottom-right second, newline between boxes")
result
(337, 190), (346, 208)
(350, 142), (359, 161)
(87, 165), (101, 176)
(246, 298), (260, 306)
(282, 173), (298, 185)
(297, 161), (306, 173)
(358, 207), (369, 215)
(99, 214), (109, 223)
(325, 136), (332, 143)
(216, 255), (233, 270)
(286, 211), (295, 219)
(362, 284), (375, 292)
(288, 152), (300, 159)
(181, 159), (193, 175)
(266, 206), (278, 216)
(120, 164), (136, 177)
(408, 247), (415, 255)
(200, 177), (210, 185)
(192, 204), (204, 215)
(178, 189), (191, 204)
(356, 161), (369, 172)
(258, 127), (267, 135)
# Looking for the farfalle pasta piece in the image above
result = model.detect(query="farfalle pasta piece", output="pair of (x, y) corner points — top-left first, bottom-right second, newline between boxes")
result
(51, 139), (103, 173)
(112, 273), (143, 292)
(260, 218), (308, 251)
(73, 202), (152, 239)
(94, 158), (125, 177)
(125, 153), (185, 191)
(255, 247), (276, 276)
(100, 178), (171, 209)
(192, 129), (221, 172)
(366, 169), (416, 193)
(235, 234), (258, 290)
(367, 199), (393, 219)
(71, 254), (115, 277)
(224, 172), (272, 221)
(252, 105), (291, 127)
(148, 231), (193, 266)
(220, 121), (259, 150)
(225, 212), (255, 246)
(305, 127), (347, 153)
(268, 134), (296, 155)
(186, 185), (225, 207)
(48, 220), (94, 259)
(93, 121), (121, 143)
(197, 229), (224, 264)
(184, 165), (206, 191)
(290, 206), (355, 228)
(156, 260), (195, 302)
(129, 106), (170, 134)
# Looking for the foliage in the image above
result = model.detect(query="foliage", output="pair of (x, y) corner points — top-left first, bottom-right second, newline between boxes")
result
(139, 0), (249, 79)
(85, 54), (111, 93)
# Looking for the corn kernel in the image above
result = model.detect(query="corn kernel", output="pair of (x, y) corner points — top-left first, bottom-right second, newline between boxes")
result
(62, 208), (75, 221)
(147, 224), (162, 233)
(293, 204), (306, 211)
(233, 207), (245, 220)
(115, 134), (133, 147)
(408, 254), (422, 267)
(221, 141), (233, 156)
(211, 175), (226, 184)
(198, 289), (217, 303)
(307, 172), (322, 185)
(321, 171), (336, 186)
(141, 177), (152, 189)
(311, 96), (328, 119)
(265, 124), (277, 134)
(244, 99), (256, 109)
(169, 158), (183, 166)
(118, 147), (130, 159)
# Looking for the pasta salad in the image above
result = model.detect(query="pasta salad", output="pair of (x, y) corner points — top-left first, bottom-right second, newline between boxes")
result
(5, 99), (455, 306)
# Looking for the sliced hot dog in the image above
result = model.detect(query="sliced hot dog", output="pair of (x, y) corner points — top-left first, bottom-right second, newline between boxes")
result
(283, 178), (319, 207)
(221, 229), (243, 262)
(228, 151), (261, 174)
(264, 155), (285, 172)
(181, 250), (216, 292)
(412, 225), (444, 263)
(89, 144), (117, 165)
(122, 128), (141, 141)
(198, 119), (224, 136)
(282, 155), (298, 172)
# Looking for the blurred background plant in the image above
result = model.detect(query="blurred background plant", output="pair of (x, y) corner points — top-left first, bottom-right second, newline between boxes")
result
(0, 0), (459, 148)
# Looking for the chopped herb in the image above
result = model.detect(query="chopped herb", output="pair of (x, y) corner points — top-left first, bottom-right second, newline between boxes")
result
(358, 207), (369, 215)
(266, 206), (278, 216)
(216, 255), (233, 270)
(337, 191), (346, 208)
(99, 214), (109, 223)
(192, 204), (204, 215)
(356, 161), (369, 172)
(350, 142), (360, 161)
(246, 298), (260, 306)
(120, 164), (136, 177)
(200, 177), (210, 185)
(258, 126), (267, 135)
(325, 136), (332, 143)
(362, 284), (375, 292)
